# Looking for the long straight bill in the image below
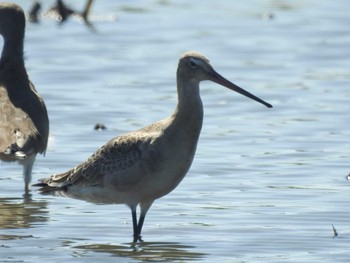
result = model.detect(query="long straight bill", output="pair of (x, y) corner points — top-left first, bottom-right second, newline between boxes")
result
(211, 70), (273, 108)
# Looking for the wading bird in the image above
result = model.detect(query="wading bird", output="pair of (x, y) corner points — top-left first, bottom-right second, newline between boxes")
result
(0, 3), (49, 193)
(34, 51), (272, 242)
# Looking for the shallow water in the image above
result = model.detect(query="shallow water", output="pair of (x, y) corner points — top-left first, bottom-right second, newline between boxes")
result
(1, 0), (350, 262)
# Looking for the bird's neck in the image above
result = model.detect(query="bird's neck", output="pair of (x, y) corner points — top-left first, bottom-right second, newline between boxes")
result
(171, 76), (204, 137)
(0, 36), (25, 74)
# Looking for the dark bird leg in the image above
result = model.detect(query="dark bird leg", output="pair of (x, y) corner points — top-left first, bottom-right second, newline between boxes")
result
(130, 201), (153, 243)
(131, 206), (139, 243)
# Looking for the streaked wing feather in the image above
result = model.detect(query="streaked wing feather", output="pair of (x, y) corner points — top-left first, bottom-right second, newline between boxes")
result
(43, 132), (149, 191)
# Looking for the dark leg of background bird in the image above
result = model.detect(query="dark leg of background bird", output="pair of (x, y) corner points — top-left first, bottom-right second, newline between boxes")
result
(81, 0), (94, 27)
(28, 1), (41, 23)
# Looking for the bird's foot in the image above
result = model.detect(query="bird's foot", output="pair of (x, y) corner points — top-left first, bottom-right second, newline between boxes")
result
(132, 235), (143, 244)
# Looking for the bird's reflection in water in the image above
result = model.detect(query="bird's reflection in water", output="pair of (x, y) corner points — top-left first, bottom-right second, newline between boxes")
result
(0, 194), (49, 231)
(74, 242), (206, 262)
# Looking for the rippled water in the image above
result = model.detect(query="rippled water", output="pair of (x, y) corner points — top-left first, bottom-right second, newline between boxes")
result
(1, 0), (350, 262)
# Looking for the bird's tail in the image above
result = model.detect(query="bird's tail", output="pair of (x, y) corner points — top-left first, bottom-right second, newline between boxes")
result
(32, 181), (59, 194)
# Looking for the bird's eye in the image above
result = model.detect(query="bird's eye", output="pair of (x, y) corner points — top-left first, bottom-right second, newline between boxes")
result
(189, 59), (197, 68)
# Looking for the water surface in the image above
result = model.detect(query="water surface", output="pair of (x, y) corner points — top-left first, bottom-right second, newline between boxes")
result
(1, 0), (350, 262)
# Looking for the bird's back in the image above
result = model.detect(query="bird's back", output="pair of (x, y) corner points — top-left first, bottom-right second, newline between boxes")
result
(34, 117), (199, 205)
